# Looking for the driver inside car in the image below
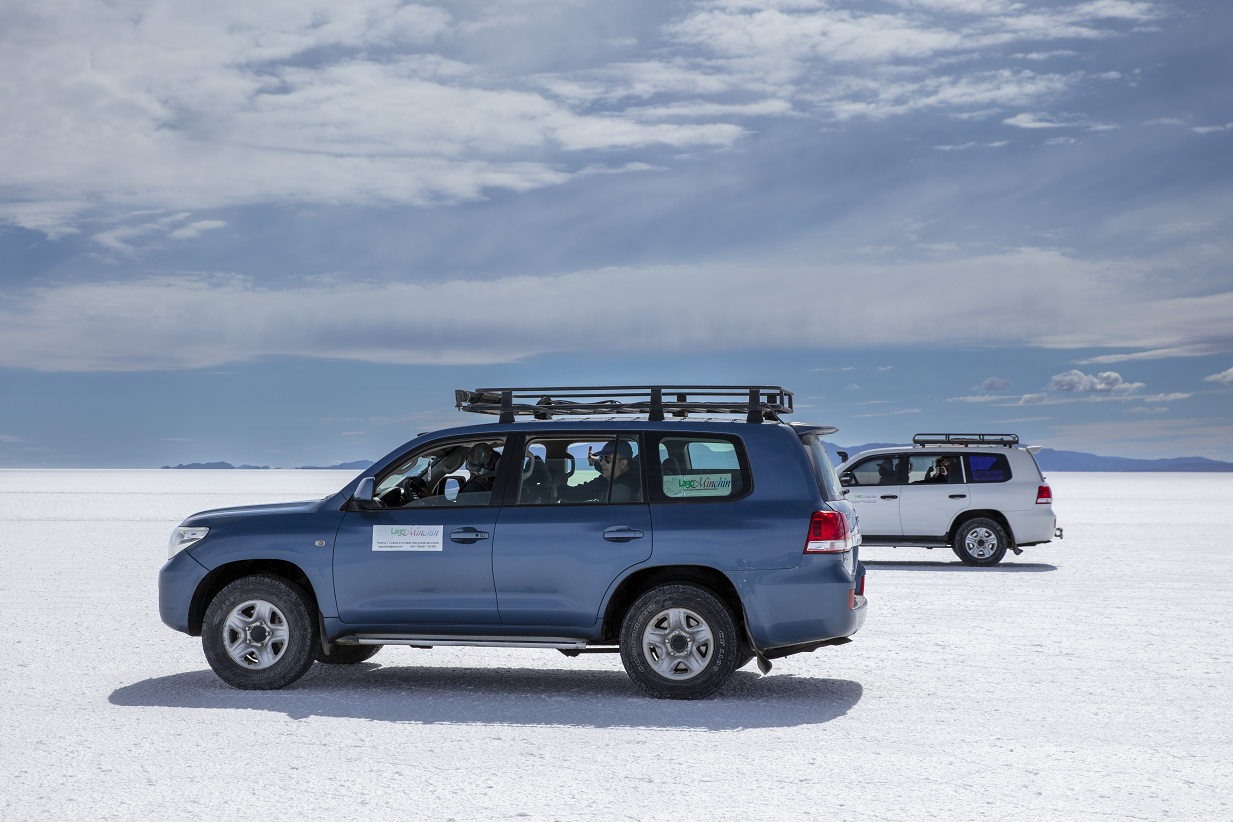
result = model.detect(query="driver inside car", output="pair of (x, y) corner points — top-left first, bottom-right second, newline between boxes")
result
(460, 442), (501, 495)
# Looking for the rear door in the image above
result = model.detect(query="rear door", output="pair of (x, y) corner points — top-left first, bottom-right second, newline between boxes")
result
(843, 454), (904, 536)
(492, 433), (652, 627)
(898, 451), (970, 537)
(963, 450), (1019, 520)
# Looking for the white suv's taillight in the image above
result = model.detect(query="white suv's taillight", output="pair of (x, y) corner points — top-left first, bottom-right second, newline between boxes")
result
(805, 511), (852, 553)
(1036, 485), (1052, 504)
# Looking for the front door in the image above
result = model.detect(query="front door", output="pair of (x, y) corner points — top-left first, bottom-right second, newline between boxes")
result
(332, 436), (508, 625)
(844, 454), (904, 536)
(493, 434), (652, 627)
(898, 452), (970, 537)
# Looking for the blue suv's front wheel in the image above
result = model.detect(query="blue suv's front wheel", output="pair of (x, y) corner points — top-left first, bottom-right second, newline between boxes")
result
(202, 575), (319, 690)
(620, 584), (741, 699)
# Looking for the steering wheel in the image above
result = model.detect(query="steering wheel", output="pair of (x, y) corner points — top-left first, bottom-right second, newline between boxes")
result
(399, 475), (429, 500)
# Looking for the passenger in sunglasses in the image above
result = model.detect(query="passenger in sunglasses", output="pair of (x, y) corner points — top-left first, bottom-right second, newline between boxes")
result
(556, 440), (641, 503)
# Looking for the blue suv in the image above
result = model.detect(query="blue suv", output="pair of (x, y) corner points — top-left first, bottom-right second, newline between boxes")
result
(159, 386), (867, 699)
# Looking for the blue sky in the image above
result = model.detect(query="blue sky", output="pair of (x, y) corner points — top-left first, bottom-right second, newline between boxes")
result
(2, 0), (1231, 467)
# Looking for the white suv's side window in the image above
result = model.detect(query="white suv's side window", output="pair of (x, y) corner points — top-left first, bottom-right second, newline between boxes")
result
(848, 456), (902, 486)
(905, 454), (964, 485)
(965, 453), (1013, 483)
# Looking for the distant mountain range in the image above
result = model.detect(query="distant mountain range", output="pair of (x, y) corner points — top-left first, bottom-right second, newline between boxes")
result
(162, 462), (270, 469)
(294, 460), (374, 470)
(822, 442), (1233, 472)
(162, 460), (373, 470)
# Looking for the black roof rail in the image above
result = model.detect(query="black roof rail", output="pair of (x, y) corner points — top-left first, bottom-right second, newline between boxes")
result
(455, 385), (794, 424)
(913, 433), (1019, 447)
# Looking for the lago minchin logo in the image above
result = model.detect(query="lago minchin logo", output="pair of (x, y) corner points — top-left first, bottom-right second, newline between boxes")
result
(665, 474), (733, 497)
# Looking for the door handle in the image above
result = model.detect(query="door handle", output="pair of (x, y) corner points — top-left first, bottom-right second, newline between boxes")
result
(450, 528), (490, 543)
(603, 526), (645, 542)
(880, 495), (898, 500)
(949, 494), (967, 499)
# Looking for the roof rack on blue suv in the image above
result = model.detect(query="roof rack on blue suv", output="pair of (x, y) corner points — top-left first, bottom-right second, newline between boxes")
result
(455, 384), (794, 423)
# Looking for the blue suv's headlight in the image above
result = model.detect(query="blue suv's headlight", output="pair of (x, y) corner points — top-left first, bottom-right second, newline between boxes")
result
(168, 526), (209, 559)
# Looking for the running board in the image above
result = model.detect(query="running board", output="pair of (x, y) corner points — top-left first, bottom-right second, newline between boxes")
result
(334, 634), (588, 650)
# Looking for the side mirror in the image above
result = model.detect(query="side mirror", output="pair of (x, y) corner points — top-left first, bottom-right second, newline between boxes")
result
(836, 450), (849, 464)
(839, 473), (854, 487)
(442, 476), (463, 501)
(354, 477), (375, 504)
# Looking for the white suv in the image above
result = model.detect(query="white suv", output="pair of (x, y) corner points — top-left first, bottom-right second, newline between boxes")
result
(835, 434), (1061, 566)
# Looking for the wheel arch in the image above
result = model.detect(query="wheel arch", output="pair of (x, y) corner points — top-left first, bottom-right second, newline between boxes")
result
(188, 559), (320, 637)
(599, 564), (747, 643)
(948, 509), (1015, 546)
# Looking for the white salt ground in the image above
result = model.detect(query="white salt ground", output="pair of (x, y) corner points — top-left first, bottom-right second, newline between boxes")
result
(0, 470), (1229, 821)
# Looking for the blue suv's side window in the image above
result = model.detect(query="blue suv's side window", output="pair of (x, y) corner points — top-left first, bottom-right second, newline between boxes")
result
(373, 437), (507, 507)
(517, 435), (643, 504)
(649, 434), (751, 503)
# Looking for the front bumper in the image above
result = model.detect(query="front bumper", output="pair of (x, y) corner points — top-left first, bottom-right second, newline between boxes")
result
(158, 549), (210, 634)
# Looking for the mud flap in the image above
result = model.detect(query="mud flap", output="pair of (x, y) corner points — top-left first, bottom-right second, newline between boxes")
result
(740, 602), (772, 675)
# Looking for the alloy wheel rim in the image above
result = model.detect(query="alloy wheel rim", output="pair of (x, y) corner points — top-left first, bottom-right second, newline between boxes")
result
(964, 527), (998, 559)
(223, 599), (290, 669)
(642, 607), (714, 681)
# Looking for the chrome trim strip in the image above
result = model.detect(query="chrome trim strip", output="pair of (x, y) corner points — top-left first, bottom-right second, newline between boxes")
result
(337, 634), (589, 650)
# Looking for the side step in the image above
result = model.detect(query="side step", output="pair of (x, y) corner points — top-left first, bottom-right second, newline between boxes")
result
(335, 634), (588, 650)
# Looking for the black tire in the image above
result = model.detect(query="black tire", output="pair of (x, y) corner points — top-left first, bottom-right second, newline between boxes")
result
(952, 517), (1009, 566)
(619, 583), (741, 700)
(316, 644), (383, 665)
(202, 574), (319, 690)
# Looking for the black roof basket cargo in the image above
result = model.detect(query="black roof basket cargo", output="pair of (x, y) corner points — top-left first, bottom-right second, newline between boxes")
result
(913, 433), (1019, 447)
(455, 385), (794, 424)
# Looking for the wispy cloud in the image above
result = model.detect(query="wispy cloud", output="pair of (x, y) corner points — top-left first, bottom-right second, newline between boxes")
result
(0, 1), (1163, 237)
(2, 247), (1228, 371)
(1047, 370), (1143, 393)
(1203, 367), (1233, 387)
(933, 141), (1011, 150)
(854, 408), (922, 418)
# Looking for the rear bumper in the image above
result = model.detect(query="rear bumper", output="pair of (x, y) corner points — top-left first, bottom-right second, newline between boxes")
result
(727, 555), (866, 653)
(1008, 506), (1056, 545)
(158, 549), (210, 634)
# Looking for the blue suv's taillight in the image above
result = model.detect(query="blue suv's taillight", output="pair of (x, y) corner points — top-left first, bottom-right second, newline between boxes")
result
(805, 511), (852, 553)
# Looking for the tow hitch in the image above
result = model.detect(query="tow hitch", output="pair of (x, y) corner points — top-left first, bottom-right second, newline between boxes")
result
(1055, 527), (1064, 539)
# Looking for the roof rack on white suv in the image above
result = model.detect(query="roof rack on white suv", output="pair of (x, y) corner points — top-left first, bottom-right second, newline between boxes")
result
(912, 433), (1019, 447)
(456, 385), (794, 424)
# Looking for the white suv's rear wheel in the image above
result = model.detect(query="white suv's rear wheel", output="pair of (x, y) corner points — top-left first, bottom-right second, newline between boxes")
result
(953, 518), (1009, 566)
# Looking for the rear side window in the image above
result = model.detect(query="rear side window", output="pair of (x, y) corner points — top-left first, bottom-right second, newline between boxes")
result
(966, 453), (1013, 483)
(800, 433), (843, 501)
(652, 435), (750, 502)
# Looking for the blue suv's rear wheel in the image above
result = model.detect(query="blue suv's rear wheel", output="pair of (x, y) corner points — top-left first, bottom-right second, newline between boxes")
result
(620, 583), (741, 699)
(202, 575), (318, 690)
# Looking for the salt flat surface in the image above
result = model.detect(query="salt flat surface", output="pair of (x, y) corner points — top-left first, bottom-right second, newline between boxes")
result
(1, 470), (1229, 821)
